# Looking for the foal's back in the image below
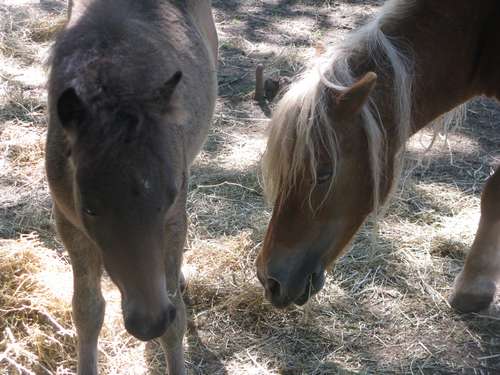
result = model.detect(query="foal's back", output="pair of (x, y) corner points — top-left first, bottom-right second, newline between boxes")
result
(50, 0), (217, 162)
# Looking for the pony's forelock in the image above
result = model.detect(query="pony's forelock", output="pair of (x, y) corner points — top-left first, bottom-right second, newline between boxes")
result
(262, 0), (467, 218)
(261, 0), (417, 215)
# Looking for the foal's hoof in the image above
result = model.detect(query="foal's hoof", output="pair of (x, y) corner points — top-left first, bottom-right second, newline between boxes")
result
(449, 275), (496, 313)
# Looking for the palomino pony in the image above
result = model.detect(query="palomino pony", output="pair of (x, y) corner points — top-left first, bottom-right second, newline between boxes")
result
(46, 1), (217, 373)
(257, 0), (500, 312)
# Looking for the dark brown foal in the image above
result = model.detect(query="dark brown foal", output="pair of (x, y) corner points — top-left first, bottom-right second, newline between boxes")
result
(46, 1), (217, 373)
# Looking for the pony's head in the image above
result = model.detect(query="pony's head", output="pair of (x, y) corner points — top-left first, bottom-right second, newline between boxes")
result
(57, 71), (185, 340)
(256, 0), (416, 307)
(257, 68), (381, 308)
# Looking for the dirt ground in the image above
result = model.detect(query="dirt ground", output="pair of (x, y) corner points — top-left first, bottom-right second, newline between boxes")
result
(1, 0), (500, 374)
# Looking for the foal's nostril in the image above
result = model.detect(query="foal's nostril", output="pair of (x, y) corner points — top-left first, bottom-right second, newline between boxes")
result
(166, 304), (176, 323)
(267, 277), (281, 297)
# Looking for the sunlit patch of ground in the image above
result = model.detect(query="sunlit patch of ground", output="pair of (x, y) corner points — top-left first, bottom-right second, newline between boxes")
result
(1, 0), (500, 374)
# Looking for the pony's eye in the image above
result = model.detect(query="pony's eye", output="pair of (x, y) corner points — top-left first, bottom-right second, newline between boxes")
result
(83, 207), (97, 216)
(316, 169), (333, 184)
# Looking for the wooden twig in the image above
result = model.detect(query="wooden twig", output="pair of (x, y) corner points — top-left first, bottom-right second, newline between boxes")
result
(68, 0), (73, 19)
(254, 64), (265, 102)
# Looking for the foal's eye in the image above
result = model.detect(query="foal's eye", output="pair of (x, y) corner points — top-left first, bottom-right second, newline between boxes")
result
(83, 207), (97, 217)
(117, 110), (139, 127)
(316, 168), (333, 184)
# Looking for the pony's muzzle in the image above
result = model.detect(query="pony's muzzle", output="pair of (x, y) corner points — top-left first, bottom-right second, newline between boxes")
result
(258, 259), (326, 308)
(123, 302), (176, 341)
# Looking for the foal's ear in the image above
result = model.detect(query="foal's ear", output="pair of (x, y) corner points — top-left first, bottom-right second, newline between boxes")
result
(57, 88), (86, 129)
(334, 72), (377, 116)
(155, 70), (183, 111)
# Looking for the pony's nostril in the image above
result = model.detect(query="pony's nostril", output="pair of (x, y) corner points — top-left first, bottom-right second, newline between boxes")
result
(311, 271), (326, 292)
(267, 277), (281, 297)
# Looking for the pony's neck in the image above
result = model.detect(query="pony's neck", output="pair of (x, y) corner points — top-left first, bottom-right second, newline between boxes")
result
(366, 0), (498, 138)
(346, 0), (500, 203)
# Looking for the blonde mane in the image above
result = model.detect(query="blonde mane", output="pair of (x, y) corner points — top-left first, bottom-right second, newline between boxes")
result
(262, 0), (417, 214)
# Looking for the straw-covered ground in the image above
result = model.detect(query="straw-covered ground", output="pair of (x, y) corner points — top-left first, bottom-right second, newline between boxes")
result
(1, 0), (499, 374)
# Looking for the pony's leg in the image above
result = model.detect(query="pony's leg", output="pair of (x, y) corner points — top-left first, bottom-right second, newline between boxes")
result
(159, 198), (188, 375)
(450, 167), (500, 312)
(54, 208), (105, 375)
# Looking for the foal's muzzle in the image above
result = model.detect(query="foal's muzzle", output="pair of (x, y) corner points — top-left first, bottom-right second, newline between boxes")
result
(123, 302), (177, 341)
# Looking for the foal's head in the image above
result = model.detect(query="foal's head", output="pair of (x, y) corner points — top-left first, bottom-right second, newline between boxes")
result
(57, 71), (184, 340)
(257, 71), (380, 308)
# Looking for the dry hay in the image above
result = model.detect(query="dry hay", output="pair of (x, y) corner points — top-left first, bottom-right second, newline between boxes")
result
(0, 235), (169, 374)
(0, 234), (75, 373)
(1, 0), (500, 374)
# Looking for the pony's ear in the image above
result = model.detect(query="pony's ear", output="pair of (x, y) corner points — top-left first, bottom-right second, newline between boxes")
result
(334, 72), (377, 116)
(57, 88), (86, 129)
(155, 71), (182, 111)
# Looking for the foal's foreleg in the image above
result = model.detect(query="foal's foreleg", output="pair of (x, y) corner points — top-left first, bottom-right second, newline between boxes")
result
(160, 288), (187, 375)
(450, 167), (500, 312)
(159, 206), (188, 375)
(55, 208), (105, 375)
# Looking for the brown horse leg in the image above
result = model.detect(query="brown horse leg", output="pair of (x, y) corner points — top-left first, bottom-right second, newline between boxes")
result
(450, 167), (500, 313)
(54, 208), (105, 375)
(160, 194), (188, 375)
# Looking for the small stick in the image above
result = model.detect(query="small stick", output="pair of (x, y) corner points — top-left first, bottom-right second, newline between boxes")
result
(68, 0), (73, 19)
(254, 64), (265, 102)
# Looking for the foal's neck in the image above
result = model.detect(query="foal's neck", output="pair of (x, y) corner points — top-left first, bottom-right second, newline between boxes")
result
(370, 0), (498, 137)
